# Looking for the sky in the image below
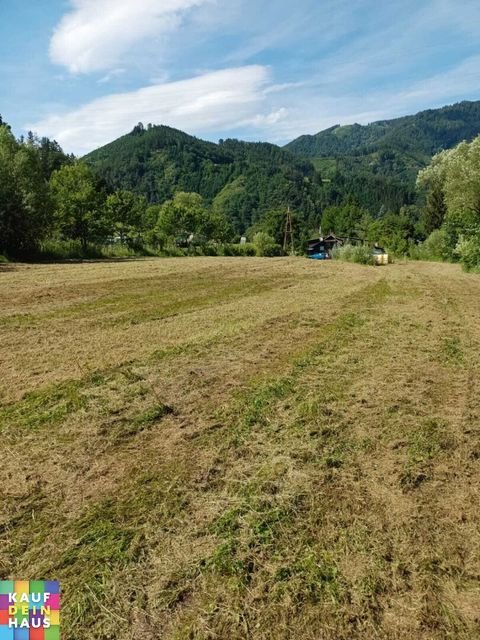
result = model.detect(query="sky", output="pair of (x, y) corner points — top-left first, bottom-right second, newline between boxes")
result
(1, 0), (480, 155)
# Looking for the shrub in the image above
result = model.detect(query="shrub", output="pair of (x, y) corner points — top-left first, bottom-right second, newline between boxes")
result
(252, 232), (283, 257)
(456, 229), (480, 272)
(38, 240), (104, 260)
(410, 229), (449, 262)
(37, 240), (150, 260)
(201, 244), (221, 256)
(333, 244), (375, 265)
(33, 240), (265, 261)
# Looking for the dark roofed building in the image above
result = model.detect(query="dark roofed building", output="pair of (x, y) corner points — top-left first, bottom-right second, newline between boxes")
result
(307, 234), (360, 259)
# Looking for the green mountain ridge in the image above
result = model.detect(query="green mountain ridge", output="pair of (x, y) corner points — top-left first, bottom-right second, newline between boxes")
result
(83, 100), (480, 236)
(284, 100), (480, 184)
(84, 123), (324, 235)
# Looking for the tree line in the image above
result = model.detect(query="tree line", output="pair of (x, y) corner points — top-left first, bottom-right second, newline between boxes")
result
(0, 120), (232, 258)
(1, 114), (479, 267)
(415, 135), (480, 270)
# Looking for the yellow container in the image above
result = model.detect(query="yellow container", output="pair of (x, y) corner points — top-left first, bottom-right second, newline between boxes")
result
(374, 253), (389, 265)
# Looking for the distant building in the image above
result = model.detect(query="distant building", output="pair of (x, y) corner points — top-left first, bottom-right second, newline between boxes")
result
(307, 235), (389, 264)
(307, 234), (360, 259)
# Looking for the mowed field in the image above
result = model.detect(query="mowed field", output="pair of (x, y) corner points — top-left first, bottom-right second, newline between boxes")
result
(1, 257), (480, 640)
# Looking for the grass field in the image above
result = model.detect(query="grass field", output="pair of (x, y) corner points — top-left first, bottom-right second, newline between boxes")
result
(1, 257), (480, 640)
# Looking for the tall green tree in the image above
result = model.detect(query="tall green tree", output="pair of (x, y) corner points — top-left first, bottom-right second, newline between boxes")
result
(417, 136), (480, 260)
(155, 192), (231, 244)
(0, 127), (23, 254)
(369, 211), (414, 254)
(423, 187), (447, 235)
(0, 124), (53, 255)
(105, 190), (147, 245)
(50, 163), (108, 248)
(321, 203), (369, 237)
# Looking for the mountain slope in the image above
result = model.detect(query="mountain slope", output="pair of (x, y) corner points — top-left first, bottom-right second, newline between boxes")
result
(83, 100), (480, 232)
(84, 123), (323, 234)
(285, 100), (480, 183)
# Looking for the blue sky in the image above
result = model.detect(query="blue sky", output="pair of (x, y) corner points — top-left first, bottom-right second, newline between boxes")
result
(1, 0), (480, 155)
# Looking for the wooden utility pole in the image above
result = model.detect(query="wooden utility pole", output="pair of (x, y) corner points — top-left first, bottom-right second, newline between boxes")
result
(283, 206), (294, 254)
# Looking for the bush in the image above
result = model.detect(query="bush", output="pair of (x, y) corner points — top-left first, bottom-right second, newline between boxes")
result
(252, 232), (283, 257)
(0, 254), (8, 263)
(37, 240), (151, 260)
(30, 240), (265, 261)
(410, 229), (449, 262)
(38, 240), (104, 260)
(200, 244), (221, 256)
(333, 244), (375, 265)
(456, 229), (480, 272)
(157, 244), (187, 257)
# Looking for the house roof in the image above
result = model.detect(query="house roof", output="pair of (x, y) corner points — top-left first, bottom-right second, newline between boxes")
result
(307, 235), (361, 245)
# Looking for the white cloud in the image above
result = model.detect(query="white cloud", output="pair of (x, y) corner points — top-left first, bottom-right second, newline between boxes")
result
(50, 0), (213, 74)
(242, 108), (288, 127)
(29, 0), (480, 154)
(28, 66), (272, 154)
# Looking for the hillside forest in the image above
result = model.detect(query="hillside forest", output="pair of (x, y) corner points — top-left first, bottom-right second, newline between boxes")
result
(0, 100), (480, 269)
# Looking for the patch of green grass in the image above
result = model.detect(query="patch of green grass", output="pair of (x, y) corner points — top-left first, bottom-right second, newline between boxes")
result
(206, 467), (296, 588)
(155, 565), (201, 611)
(437, 602), (471, 635)
(0, 313), (39, 329)
(249, 505), (291, 547)
(55, 464), (193, 634)
(206, 539), (251, 584)
(0, 491), (51, 570)
(135, 403), (174, 425)
(60, 500), (140, 572)
(26, 275), (278, 330)
(101, 403), (174, 442)
(324, 446), (346, 469)
(400, 418), (451, 489)
(273, 551), (345, 605)
(407, 418), (449, 464)
(441, 336), (464, 365)
(58, 499), (145, 636)
(0, 337), (208, 440)
(0, 381), (87, 436)
(296, 389), (342, 427)
(206, 498), (294, 591)
(239, 377), (295, 430)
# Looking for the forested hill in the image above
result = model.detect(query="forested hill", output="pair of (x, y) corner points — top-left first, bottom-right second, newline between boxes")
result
(3, 100), (480, 259)
(285, 100), (480, 183)
(84, 101), (480, 230)
(84, 124), (323, 234)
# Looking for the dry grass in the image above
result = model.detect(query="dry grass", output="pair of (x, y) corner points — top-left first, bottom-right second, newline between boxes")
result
(1, 257), (480, 639)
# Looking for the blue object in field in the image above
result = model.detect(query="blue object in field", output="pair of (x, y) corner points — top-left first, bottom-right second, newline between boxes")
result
(308, 251), (330, 260)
